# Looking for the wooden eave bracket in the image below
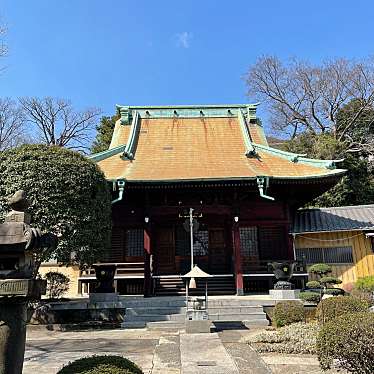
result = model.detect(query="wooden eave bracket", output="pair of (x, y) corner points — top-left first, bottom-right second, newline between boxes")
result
(122, 111), (140, 160)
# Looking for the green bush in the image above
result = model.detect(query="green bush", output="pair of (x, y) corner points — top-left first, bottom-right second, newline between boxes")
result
(319, 276), (342, 286)
(323, 288), (345, 296)
(305, 280), (321, 289)
(317, 312), (374, 373)
(0, 144), (111, 266)
(44, 271), (70, 299)
(309, 263), (332, 275)
(273, 301), (305, 327)
(355, 275), (374, 292)
(350, 288), (374, 306)
(299, 291), (321, 304)
(58, 355), (143, 374)
(316, 296), (369, 323)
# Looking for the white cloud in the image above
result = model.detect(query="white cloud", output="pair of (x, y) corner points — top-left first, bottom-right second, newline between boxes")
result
(175, 31), (193, 48)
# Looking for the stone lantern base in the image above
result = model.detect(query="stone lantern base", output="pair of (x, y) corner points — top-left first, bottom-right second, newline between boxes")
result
(269, 289), (300, 300)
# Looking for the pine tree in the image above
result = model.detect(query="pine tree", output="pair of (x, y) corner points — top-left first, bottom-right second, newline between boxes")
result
(91, 114), (120, 154)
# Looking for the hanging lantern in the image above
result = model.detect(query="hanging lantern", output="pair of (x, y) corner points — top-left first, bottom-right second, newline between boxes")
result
(189, 277), (197, 289)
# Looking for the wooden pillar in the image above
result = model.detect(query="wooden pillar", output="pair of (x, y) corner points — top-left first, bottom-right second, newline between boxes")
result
(144, 224), (152, 297)
(286, 226), (295, 260)
(232, 223), (244, 296)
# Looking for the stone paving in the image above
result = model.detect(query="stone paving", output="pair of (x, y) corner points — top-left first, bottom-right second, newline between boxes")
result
(23, 327), (330, 374)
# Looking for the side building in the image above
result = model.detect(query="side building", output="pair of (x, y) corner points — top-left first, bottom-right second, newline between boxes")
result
(292, 205), (374, 287)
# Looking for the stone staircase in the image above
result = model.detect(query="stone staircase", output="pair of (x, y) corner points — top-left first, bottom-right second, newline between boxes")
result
(121, 297), (269, 329)
(154, 276), (236, 296)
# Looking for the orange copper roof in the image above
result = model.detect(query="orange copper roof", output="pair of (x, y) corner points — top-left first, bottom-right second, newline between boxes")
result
(109, 120), (131, 149)
(95, 115), (345, 182)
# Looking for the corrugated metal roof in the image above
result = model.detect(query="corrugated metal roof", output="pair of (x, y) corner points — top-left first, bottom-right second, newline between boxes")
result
(292, 205), (374, 233)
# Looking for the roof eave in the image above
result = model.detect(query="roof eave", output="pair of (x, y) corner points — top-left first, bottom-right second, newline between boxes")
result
(106, 171), (345, 184)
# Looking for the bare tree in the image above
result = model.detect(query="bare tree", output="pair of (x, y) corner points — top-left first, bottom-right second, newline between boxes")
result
(19, 97), (102, 152)
(246, 56), (374, 155)
(0, 24), (6, 58)
(0, 98), (25, 150)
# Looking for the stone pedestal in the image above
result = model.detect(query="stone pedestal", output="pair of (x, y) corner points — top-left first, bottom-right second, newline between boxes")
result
(0, 300), (27, 374)
(269, 289), (300, 300)
(89, 292), (119, 303)
(185, 319), (212, 333)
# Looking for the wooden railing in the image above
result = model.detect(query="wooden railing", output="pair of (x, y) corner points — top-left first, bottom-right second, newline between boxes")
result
(78, 262), (145, 280)
(242, 259), (307, 275)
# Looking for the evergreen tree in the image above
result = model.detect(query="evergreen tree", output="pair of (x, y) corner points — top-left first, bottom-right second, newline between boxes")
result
(91, 114), (120, 154)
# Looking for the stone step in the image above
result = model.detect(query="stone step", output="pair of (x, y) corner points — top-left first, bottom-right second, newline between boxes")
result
(125, 314), (186, 322)
(146, 321), (186, 330)
(125, 307), (186, 315)
(209, 313), (266, 321)
(125, 312), (267, 324)
(125, 306), (264, 315)
(146, 319), (269, 330)
(121, 321), (147, 329)
(243, 319), (269, 327)
(119, 300), (187, 308)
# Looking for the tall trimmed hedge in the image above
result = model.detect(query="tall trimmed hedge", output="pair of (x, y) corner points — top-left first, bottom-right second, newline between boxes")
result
(273, 301), (305, 327)
(316, 296), (368, 323)
(317, 312), (374, 373)
(0, 144), (111, 266)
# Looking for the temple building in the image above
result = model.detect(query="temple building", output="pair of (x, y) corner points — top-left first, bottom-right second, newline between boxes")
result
(78, 104), (345, 296)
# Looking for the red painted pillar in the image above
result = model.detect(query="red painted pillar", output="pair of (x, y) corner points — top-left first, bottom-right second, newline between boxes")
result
(144, 225), (152, 297)
(232, 223), (244, 296)
(286, 225), (295, 260)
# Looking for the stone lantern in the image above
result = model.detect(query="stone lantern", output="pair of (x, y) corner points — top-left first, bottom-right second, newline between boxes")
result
(0, 190), (57, 374)
(183, 265), (212, 333)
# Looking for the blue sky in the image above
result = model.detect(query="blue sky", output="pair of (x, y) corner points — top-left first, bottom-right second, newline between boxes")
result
(2, 0), (374, 124)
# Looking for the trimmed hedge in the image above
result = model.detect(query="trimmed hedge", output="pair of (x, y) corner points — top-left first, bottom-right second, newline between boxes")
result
(316, 296), (368, 323)
(317, 312), (374, 373)
(299, 291), (320, 304)
(273, 301), (305, 327)
(350, 288), (374, 306)
(58, 355), (143, 374)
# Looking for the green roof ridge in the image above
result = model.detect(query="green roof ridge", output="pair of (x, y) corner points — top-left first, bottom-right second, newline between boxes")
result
(116, 103), (259, 110)
(116, 103), (259, 124)
(88, 144), (126, 162)
(122, 111), (140, 160)
(237, 109), (256, 156)
(252, 142), (344, 169)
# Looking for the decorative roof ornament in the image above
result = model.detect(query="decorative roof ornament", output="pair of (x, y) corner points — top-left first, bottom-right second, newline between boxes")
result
(116, 105), (131, 125)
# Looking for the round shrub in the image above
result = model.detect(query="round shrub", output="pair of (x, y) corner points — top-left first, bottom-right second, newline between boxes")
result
(305, 280), (321, 289)
(44, 271), (70, 299)
(273, 301), (305, 327)
(317, 312), (374, 373)
(299, 291), (320, 304)
(58, 355), (143, 374)
(0, 144), (111, 266)
(319, 276), (342, 286)
(323, 287), (345, 296)
(316, 295), (369, 323)
(355, 275), (374, 292)
(309, 263), (332, 275)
